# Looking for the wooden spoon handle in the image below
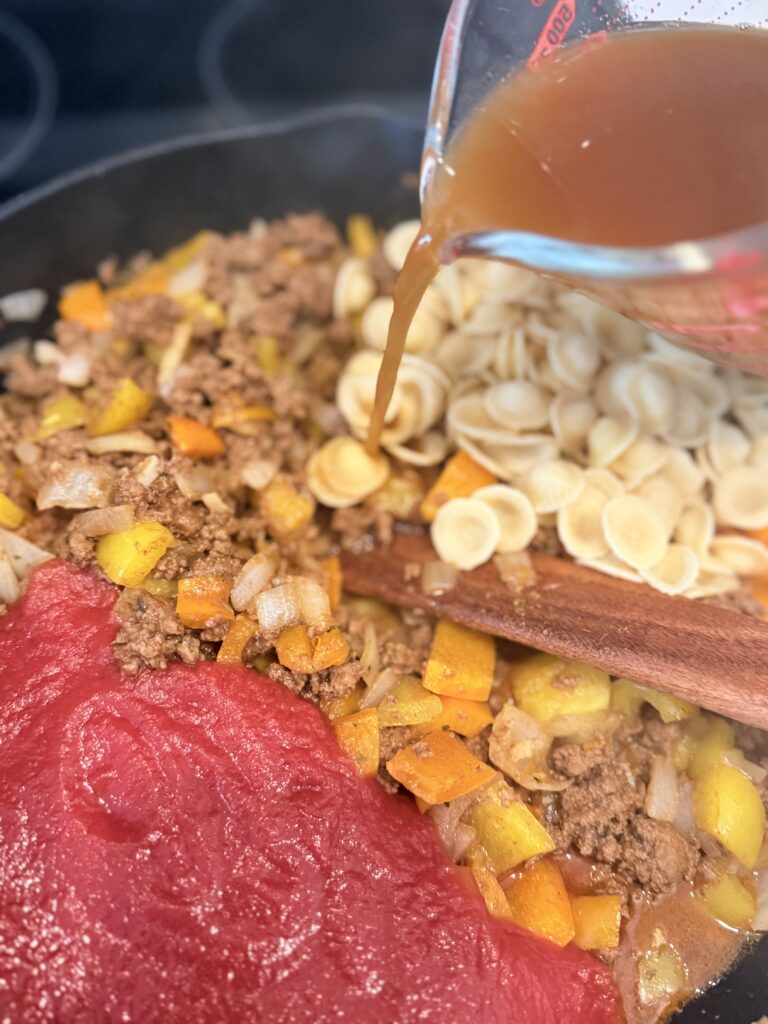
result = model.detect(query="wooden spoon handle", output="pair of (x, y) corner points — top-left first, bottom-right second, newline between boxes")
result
(341, 529), (768, 731)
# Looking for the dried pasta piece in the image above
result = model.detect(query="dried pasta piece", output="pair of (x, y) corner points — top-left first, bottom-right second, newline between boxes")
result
(382, 219), (420, 271)
(675, 501), (715, 556)
(549, 394), (598, 453)
(633, 473), (684, 533)
(707, 419), (751, 477)
(557, 481), (615, 560)
(713, 465), (768, 529)
(640, 544), (699, 596)
(483, 379), (551, 432)
(588, 416), (639, 468)
(547, 332), (601, 393)
(519, 459), (585, 514)
(710, 535), (768, 577)
(610, 436), (669, 488)
(474, 484), (538, 553)
(660, 389), (709, 448)
(657, 448), (705, 496)
(385, 431), (450, 467)
(332, 257), (376, 319)
(493, 325), (528, 379)
(431, 497), (501, 571)
(307, 436), (390, 509)
(624, 362), (676, 433)
(577, 554), (643, 583)
(602, 493), (669, 570)
(685, 571), (741, 599)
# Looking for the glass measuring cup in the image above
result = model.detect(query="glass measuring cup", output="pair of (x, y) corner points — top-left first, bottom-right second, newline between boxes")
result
(422, 0), (768, 374)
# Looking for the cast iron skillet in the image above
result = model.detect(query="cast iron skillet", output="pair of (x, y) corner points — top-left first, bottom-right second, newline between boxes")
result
(0, 105), (765, 1023)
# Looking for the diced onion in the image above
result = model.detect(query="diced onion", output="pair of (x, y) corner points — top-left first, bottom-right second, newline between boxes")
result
(0, 527), (52, 577)
(253, 581), (302, 632)
(0, 549), (20, 603)
(13, 441), (41, 466)
(174, 467), (216, 499)
(134, 455), (161, 487)
(57, 352), (91, 387)
(37, 463), (114, 510)
(489, 702), (571, 792)
(34, 340), (61, 366)
(86, 431), (158, 455)
(295, 577), (332, 630)
(230, 554), (275, 612)
(421, 560), (458, 596)
(674, 779), (696, 837)
(201, 491), (231, 514)
(359, 622), (380, 686)
(0, 288), (47, 323)
(494, 550), (536, 589)
(429, 790), (486, 861)
(645, 756), (678, 822)
(359, 667), (400, 710)
(240, 458), (279, 491)
(72, 505), (135, 537)
(167, 259), (206, 297)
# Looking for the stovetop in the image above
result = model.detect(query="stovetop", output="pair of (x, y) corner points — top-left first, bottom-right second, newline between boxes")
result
(0, 0), (449, 204)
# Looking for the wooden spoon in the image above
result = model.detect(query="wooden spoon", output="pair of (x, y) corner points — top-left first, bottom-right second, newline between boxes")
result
(341, 528), (768, 731)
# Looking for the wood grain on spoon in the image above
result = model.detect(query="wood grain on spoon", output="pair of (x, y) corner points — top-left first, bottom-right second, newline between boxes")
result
(341, 529), (768, 731)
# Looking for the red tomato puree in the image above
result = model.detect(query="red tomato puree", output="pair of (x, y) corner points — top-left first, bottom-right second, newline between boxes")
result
(0, 561), (621, 1023)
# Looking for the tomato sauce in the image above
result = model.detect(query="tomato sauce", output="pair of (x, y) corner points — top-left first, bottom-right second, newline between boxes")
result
(0, 561), (621, 1023)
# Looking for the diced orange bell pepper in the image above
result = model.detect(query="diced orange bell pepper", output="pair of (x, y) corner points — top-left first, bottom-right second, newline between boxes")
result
(312, 628), (350, 671)
(377, 676), (442, 728)
(333, 708), (380, 777)
(167, 415), (226, 459)
(321, 555), (343, 610)
(505, 859), (575, 947)
(386, 730), (497, 804)
(420, 450), (497, 523)
(261, 477), (315, 535)
(748, 525), (768, 545)
(412, 694), (493, 738)
(571, 894), (623, 950)
(276, 624), (315, 673)
(423, 619), (496, 701)
(176, 576), (234, 629)
(470, 862), (514, 921)
(320, 682), (364, 721)
(59, 279), (112, 330)
(218, 613), (259, 663)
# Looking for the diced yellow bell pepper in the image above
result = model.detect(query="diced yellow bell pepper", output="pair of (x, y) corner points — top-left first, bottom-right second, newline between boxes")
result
(312, 628), (350, 671)
(512, 653), (610, 723)
(276, 624), (315, 673)
(334, 708), (380, 777)
(688, 717), (736, 779)
(262, 477), (316, 535)
(177, 292), (226, 328)
(612, 678), (699, 724)
(469, 799), (555, 874)
(698, 873), (755, 930)
(35, 395), (88, 440)
(163, 231), (213, 271)
(211, 403), (275, 430)
(377, 676), (443, 728)
(422, 619), (496, 701)
(505, 859), (575, 947)
(166, 415), (225, 459)
(367, 473), (424, 518)
(470, 861), (514, 921)
(413, 695), (493, 739)
(218, 613), (259, 663)
(96, 522), (175, 587)
(386, 730), (496, 805)
(420, 450), (497, 523)
(571, 894), (622, 950)
(141, 577), (178, 599)
(346, 214), (379, 257)
(176, 576), (235, 629)
(255, 335), (282, 372)
(670, 732), (698, 773)
(320, 682), (364, 721)
(0, 493), (25, 529)
(59, 279), (112, 330)
(321, 555), (343, 611)
(108, 262), (168, 300)
(90, 379), (154, 437)
(694, 762), (766, 869)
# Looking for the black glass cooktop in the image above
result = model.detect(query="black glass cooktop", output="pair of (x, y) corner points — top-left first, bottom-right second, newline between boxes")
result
(0, 0), (449, 203)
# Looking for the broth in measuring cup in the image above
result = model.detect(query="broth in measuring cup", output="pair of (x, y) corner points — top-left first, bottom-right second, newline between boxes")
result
(368, 25), (768, 451)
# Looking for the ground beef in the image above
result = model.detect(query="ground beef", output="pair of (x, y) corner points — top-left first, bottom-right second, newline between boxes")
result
(618, 817), (699, 894)
(552, 735), (612, 778)
(109, 294), (185, 345)
(331, 506), (394, 550)
(556, 761), (645, 864)
(112, 589), (201, 674)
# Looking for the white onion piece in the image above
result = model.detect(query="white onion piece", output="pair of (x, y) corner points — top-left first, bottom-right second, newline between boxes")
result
(230, 554), (275, 612)
(34, 340), (61, 365)
(57, 352), (91, 387)
(201, 491), (230, 514)
(0, 288), (47, 322)
(295, 577), (332, 630)
(489, 702), (571, 792)
(253, 581), (302, 631)
(0, 548), (20, 603)
(0, 528), (52, 580)
(37, 463), (114, 510)
(86, 431), (158, 455)
(174, 467), (216, 499)
(430, 804), (477, 862)
(359, 622), (380, 686)
(240, 458), (279, 490)
(359, 667), (399, 710)
(753, 869), (768, 931)
(167, 258), (206, 296)
(134, 455), (161, 487)
(72, 505), (135, 537)
(421, 560), (458, 596)
(673, 779), (696, 837)
(645, 756), (678, 822)
(14, 440), (41, 466)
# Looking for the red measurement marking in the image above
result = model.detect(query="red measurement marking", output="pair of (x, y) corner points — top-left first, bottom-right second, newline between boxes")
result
(528, 0), (577, 65)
